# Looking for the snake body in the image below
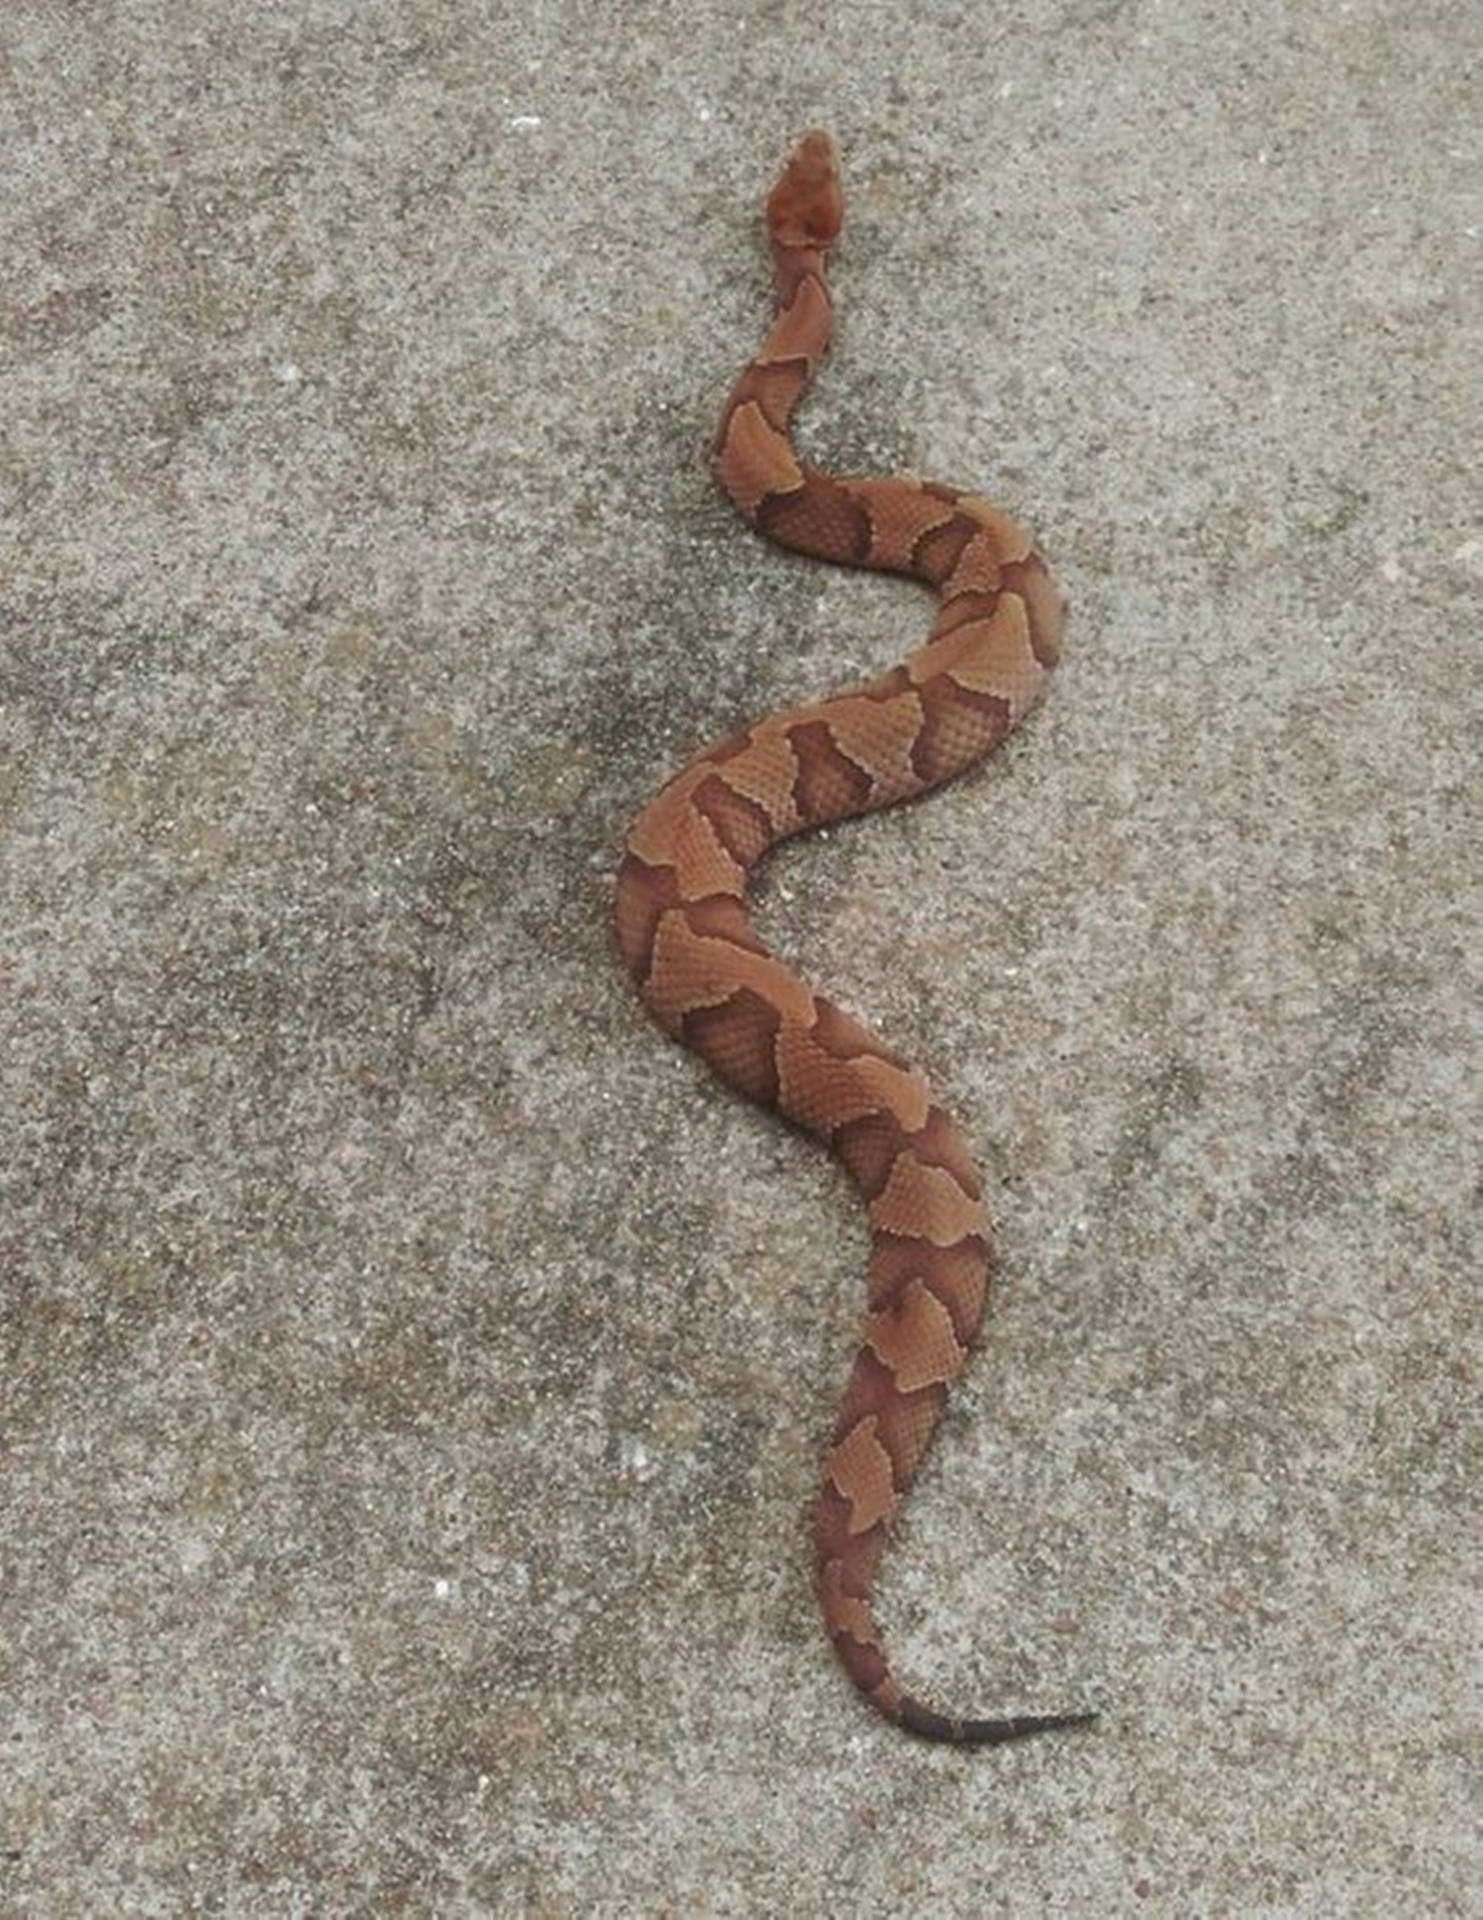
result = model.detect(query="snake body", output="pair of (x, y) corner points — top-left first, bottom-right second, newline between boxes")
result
(615, 133), (1090, 1745)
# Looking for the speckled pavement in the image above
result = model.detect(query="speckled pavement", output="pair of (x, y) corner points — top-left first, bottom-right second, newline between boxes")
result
(2, 3), (1476, 1912)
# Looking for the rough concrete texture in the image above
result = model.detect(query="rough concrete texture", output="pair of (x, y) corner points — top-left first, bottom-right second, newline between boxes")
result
(2, 1), (1476, 1913)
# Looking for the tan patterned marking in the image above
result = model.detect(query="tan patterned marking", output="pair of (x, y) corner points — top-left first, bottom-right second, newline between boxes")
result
(819, 1557), (876, 1645)
(951, 495), (1035, 562)
(950, 598), (1041, 716)
(865, 1277), (969, 1392)
(691, 773), (775, 870)
(849, 1055), (932, 1134)
(614, 853), (682, 980)
(907, 1106), (984, 1198)
(626, 761), (720, 867)
(664, 803), (747, 900)
(912, 516), (979, 589)
(1003, 557), (1064, 668)
(724, 360), (812, 439)
(813, 1479), (884, 1581)
(682, 894), (772, 954)
(825, 1415), (897, 1535)
(756, 473), (872, 563)
(868, 1234), (988, 1331)
(832, 1347), (949, 1489)
(787, 717), (874, 822)
(846, 479), (961, 571)
(710, 723), (803, 833)
(758, 271), (832, 366)
(775, 1024), (931, 1136)
(930, 588), (1001, 637)
(906, 593), (1038, 702)
(909, 674), (1013, 786)
(809, 997), (911, 1070)
(942, 527), (1013, 600)
(868, 1153), (988, 1245)
(643, 909), (817, 1030)
(716, 399), (804, 518)
(817, 692), (928, 804)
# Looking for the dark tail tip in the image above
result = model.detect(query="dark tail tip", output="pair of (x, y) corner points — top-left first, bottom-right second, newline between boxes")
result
(898, 1697), (1099, 1748)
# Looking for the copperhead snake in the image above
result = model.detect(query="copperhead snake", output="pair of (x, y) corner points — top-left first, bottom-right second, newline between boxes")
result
(615, 132), (1093, 1746)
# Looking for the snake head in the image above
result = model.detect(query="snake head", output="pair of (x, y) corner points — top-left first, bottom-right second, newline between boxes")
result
(766, 129), (843, 250)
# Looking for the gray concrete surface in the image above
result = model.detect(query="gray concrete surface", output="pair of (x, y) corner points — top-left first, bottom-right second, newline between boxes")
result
(2, 2), (1476, 1913)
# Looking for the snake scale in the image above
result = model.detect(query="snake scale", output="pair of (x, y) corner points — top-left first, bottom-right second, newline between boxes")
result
(615, 132), (1093, 1746)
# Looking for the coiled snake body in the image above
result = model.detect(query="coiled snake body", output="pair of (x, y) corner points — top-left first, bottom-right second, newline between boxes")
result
(616, 132), (1091, 1746)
